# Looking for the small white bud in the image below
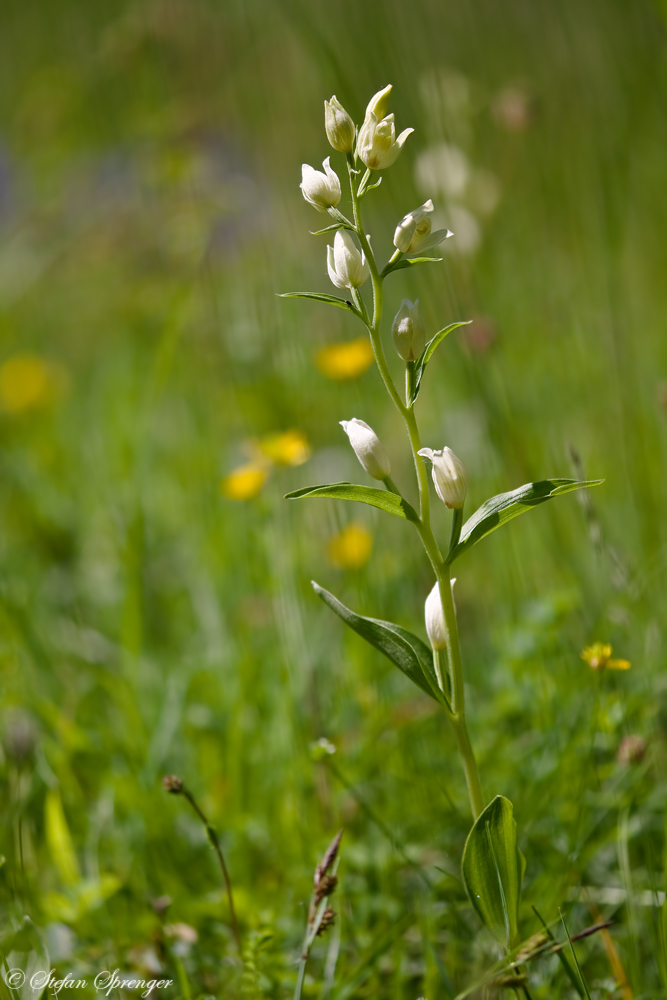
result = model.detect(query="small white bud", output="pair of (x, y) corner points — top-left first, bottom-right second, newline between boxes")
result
(339, 418), (391, 481)
(324, 96), (356, 154)
(424, 582), (447, 650)
(365, 84), (393, 122)
(417, 446), (467, 509)
(391, 299), (426, 362)
(327, 230), (370, 289)
(300, 157), (341, 213)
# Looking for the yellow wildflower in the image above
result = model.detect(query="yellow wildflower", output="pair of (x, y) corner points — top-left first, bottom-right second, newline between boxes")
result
(220, 462), (268, 501)
(259, 429), (311, 467)
(0, 354), (65, 414)
(315, 338), (374, 380)
(327, 522), (372, 569)
(581, 642), (631, 671)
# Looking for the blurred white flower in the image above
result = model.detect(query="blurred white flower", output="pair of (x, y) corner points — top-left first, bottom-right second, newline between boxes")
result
(415, 143), (469, 200)
(467, 169), (501, 217)
(442, 205), (481, 256)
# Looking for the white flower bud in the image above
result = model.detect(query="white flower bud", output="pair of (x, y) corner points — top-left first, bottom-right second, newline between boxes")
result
(300, 157), (341, 213)
(324, 96), (356, 154)
(365, 84), (394, 122)
(339, 418), (391, 480)
(424, 582), (447, 650)
(417, 446), (467, 509)
(357, 112), (414, 171)
(327, 230), (370, 289)
(393, 200), (434, 253)
(391, 299), (427, 362)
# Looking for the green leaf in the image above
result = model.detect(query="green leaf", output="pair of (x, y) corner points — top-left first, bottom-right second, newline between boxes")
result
(311, 581), (445, 704)
(279, 291), (361, 318)
(285, 482), (420, 522)
(410, 321), (472, 403)
(462, 795), (522, 949)
(448, 478), (604, 564)
(309, 223), (347, 235)
(380, 256), (443, 277)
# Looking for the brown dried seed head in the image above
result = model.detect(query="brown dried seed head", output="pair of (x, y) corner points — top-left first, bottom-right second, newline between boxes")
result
(314, 874), (338, 904)
(163, 775), (184, 794)
(316, 908), (337, 936)
(617, 734), (646, 765)
(152, 895), (173, 915)
(314, 830), (343, 887)
(515, 930), (549, 963)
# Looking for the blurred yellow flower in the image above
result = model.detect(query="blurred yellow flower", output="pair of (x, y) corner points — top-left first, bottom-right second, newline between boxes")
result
(327, 522), (372, 569)
(0, 354), (64, 414)
(259, 429), (311, 466)
(220, 463), (268, 501)
(581, 642), (631, 671)
(315, 338), (374, 380)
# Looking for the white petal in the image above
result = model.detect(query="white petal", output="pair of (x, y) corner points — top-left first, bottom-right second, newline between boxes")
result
(412, 228), (453, 252)
(327, 244), (345, 289)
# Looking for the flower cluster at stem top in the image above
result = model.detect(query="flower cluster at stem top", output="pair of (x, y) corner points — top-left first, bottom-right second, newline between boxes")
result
(299, 84), (468, 652)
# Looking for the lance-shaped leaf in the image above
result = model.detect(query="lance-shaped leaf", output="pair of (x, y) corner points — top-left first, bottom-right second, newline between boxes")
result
(448, 478), (604, 564)
(380, 256), (443, 278)
(279, 291), (362, 319)
(462, 795), (522, 949)
(410, 320), (472, 404)
(286, 483), (420, 522)
(309, 222), (356, 236)
(312, 581), (445, 704)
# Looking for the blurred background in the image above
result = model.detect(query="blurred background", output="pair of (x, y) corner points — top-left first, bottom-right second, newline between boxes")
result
(1, 0), (667, 996)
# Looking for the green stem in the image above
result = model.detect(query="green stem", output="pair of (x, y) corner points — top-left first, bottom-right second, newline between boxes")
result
(404, 406), (432, 530)
(437, 560), (484, 818)
(346, 160), (484, 820)
(181, 787), (242, 954)
(293, 954), (307, 1000)
(448, 506), (463, 557)
(405, 361), (416, 407)
(347, 161), (406, 418)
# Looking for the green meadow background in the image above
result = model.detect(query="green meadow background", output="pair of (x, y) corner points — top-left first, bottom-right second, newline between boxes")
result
(2, 0), (667, 996)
